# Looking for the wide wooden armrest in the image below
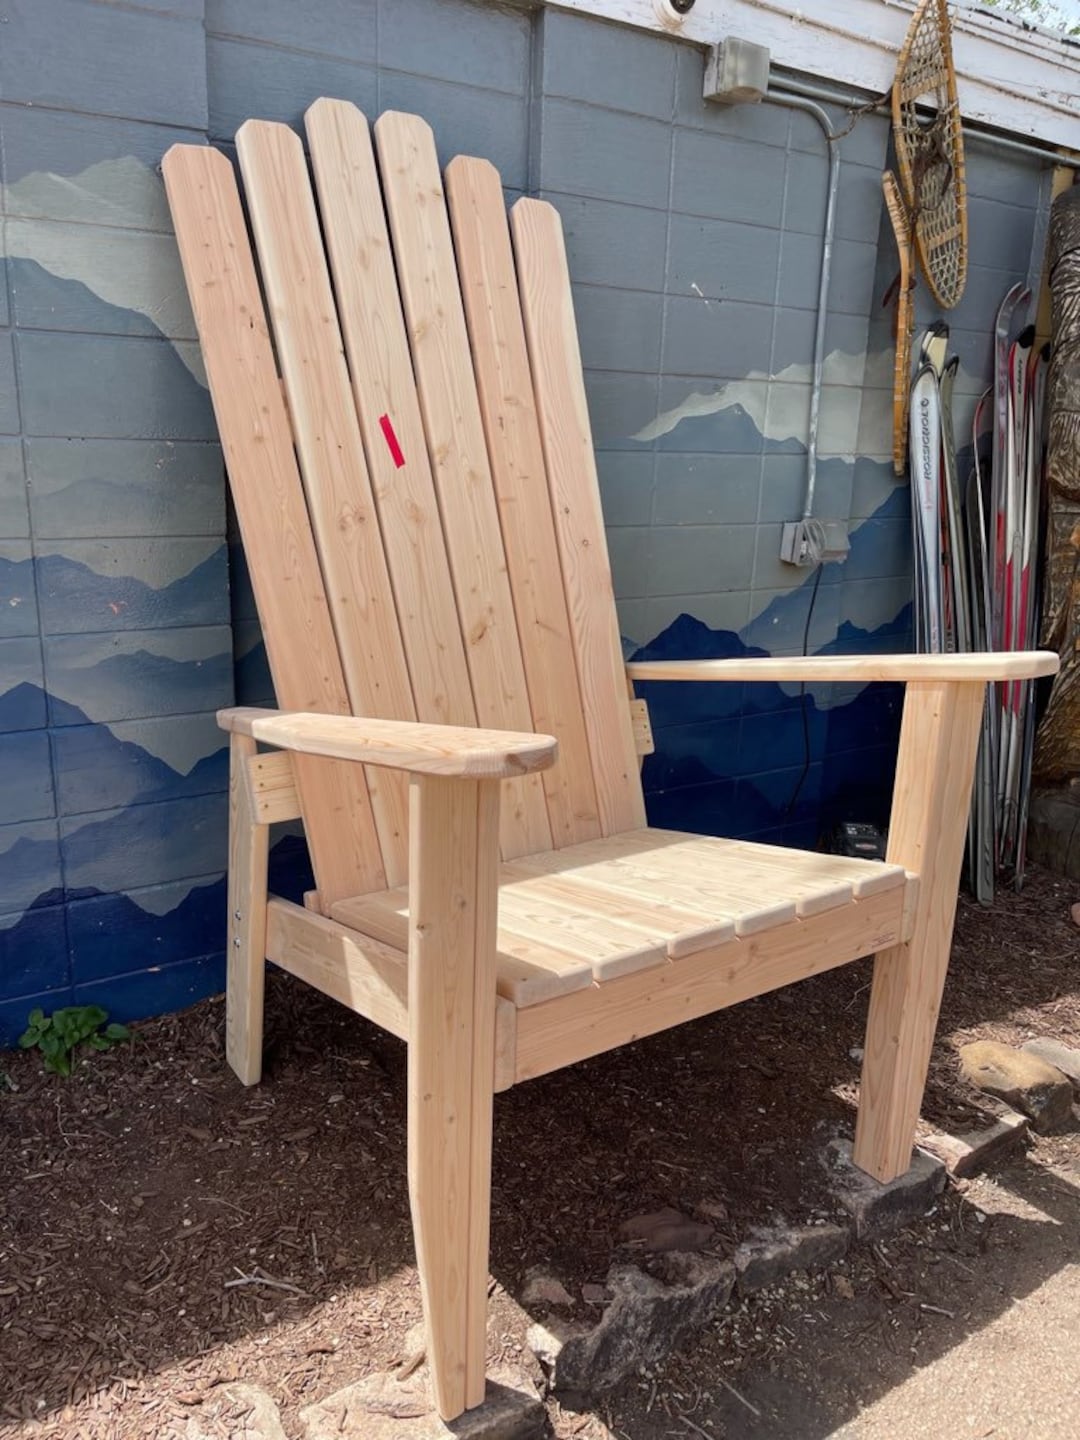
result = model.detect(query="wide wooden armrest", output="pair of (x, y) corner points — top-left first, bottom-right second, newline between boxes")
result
(625, 652), (1059, 684)
(218, 707), (558, 779)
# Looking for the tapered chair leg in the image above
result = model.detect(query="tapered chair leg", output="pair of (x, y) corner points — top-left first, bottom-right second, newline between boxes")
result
(854, 681), (985, 1183)
(407, 775), (501, 1421)
(226, 733), (270, 1086)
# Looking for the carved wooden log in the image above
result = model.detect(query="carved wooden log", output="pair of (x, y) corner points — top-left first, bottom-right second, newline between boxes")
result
(1034, 183), (1080, 785)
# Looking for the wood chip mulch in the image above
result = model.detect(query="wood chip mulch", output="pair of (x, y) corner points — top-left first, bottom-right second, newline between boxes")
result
(1, 868), (1076, 1439)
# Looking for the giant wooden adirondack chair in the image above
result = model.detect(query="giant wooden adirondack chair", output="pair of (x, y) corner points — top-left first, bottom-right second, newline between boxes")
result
(163, 103), (1056, 1422)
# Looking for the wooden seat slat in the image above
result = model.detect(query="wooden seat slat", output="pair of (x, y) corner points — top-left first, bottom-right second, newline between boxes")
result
(331, 889), (595, 1007)
(331, 827), (906, 1003)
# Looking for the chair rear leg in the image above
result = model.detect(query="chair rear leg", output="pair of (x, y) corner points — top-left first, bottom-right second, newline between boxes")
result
(408, 775), (500, 1420)
(854, 681), (984, 1182)
(226, 733), (269, 1086)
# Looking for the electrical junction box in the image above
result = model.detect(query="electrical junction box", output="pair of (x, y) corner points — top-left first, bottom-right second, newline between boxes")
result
(779, 518), (851, 567)
(703, 39), (771, 105)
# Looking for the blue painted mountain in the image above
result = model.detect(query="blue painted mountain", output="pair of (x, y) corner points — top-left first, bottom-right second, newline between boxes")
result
(61, 790), (229, 895)
(67, 874), (227, 984)
(1, 727), (54, 825)
(45, 641), (233, 724)
(29, 547), (228, 633)
(0, 827), (310, 1047)
(633, 604), (905, 842)
(0, 897), (69, 1002)
(0, 822), (62, 916)
(42, 696), (229, 814)
(8, 256), (188, 343)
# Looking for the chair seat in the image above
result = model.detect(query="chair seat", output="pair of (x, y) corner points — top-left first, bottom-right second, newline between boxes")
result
(329, 828), (907, 1008)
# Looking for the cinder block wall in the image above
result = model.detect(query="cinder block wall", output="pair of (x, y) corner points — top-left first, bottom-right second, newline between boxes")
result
(0, 0), (1053, 1040)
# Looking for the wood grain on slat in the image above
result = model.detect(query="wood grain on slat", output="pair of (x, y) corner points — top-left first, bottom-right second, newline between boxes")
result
(304, 100), (476, 735)
(496, 892), (667, 982)
(374, 111), (551, 860)
(445, 154), (601, 850)
(332, 889), (596, 1007)
(236, 119), (414, 886)
(500, 862), (734, 958)
(511, 197), (645, 836)
(162, 143), (385, 906)
(511, 829), (795, 937)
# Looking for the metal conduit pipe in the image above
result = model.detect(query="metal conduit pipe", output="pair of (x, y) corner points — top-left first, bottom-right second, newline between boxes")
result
(774, 70), (1077, 168)
(758, 88), (843, 527)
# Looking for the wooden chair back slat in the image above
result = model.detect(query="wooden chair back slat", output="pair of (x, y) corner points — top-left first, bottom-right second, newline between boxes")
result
(374, 111), (552, 859)
(161, 144), (386, 905)
(446, 156), (602, 850)
(304, 100), (477, 740)
(511, 199), (646, 835)
(237, 119), (414, 884)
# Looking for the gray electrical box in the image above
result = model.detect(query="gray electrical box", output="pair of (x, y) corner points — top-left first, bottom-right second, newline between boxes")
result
(703, 39), (771, 105)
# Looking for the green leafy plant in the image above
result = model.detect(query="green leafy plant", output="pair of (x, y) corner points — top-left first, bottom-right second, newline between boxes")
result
(19, 1005), (130, 1076)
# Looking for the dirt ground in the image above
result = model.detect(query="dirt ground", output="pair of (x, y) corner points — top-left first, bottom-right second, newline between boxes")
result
(1, 868), (1077, 1440)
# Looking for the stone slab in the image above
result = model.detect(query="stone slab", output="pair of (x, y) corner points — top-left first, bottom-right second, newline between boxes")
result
(734, 1223), (850, 1294)
(1021, 1037), (1080, 1091)
(299, 1369), (546, 1440)
(825, 1139), (946, 1240)
(919, 1098), (1029, 1178)
(530, 1253), (735, 1397)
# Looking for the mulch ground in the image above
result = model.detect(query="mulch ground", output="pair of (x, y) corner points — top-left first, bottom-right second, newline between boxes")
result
(1, 868), (1077, 1439)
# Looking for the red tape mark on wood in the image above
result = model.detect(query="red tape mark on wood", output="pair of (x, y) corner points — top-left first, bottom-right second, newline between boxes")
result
(379, 414), (406, 469)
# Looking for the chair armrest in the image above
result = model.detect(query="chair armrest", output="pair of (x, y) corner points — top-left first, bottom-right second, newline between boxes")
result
(218, 707), (558, 779)
(625, 652), (1059, 685)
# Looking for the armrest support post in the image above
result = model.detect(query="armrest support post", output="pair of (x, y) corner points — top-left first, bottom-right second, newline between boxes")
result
(407, 774), (501, 1416)
(854, 680), (985, 1182)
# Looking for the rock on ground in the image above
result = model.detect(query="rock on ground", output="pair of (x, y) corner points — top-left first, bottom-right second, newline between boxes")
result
(1021, 1036), (1080, 1090)
(734, 1223), (849, 1294)
(519, 1266), (575, 1310)
(299, 1368), (545, 1440)
(959, 1039), (1074, 1133)
(617, 1207), (715, 1253)
(918, 1097), (1029, 1178)
(825, 1139), (946, 1239)
(530, 1252), (734, 1395)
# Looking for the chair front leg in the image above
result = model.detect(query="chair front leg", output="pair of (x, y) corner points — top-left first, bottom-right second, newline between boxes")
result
(226, 732), (270, 1086)
(407, 774), (501, 1421)
(854, 680), (984, 1183)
